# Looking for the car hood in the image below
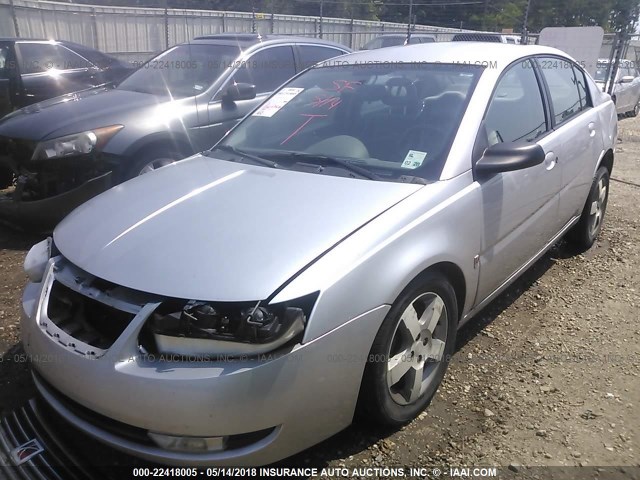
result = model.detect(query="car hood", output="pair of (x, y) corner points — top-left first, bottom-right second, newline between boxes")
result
(0, 88), (160, 141)
(54, 155), (422, 301)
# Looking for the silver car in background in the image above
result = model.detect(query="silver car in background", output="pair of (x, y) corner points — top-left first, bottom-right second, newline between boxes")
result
(594, 58), (640, 116)
(20, 43), (616, 466)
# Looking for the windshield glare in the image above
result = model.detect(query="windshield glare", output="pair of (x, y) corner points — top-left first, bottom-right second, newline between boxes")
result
(222, 62), (481, 182)
(118, 44), (240, 98)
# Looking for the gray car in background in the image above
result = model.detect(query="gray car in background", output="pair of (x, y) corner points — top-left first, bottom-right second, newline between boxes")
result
(20, 43), (616, 466)
(361, 33), (436, 49)
(594, 59), (640, 116)
(0, 34), (349, 231)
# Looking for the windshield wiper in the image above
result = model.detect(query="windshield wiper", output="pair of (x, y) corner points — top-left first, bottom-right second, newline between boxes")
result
(261, 151), (379, 180)
(208, 145), (279, 169)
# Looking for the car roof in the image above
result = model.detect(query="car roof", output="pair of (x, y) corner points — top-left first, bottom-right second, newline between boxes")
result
(374, 33), (435, 38)
(0, 38), (91, 48)
(329, 42), (573, 69)
(190, 33), (349, 51)
(0, 37), (49, 42)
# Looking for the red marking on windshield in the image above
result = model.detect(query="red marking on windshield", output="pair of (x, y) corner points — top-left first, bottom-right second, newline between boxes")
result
(280, 81), (360, 145)
(280, 113), (328, 145)
(330, 80), (361, 92)
(310, 95), (342, 110)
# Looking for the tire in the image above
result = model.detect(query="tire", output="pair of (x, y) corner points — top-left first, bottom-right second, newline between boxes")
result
(0, 167), (13, 189)
(358, 271), (458, 427)
(125, 148), (186, 180)
(628, 101), (640, 118)
(566, 166), (610, 251)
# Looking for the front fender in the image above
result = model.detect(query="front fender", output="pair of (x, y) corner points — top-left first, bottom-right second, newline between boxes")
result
(272, 171), (482, 342)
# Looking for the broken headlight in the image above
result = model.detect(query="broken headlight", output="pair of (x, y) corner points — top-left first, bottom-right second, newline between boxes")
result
(24, 237), (52, 283)
(145, 293), (317, 359)
(32, 125), (124, 160)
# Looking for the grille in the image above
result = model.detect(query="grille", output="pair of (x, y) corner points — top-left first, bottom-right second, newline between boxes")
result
(46, 281), (135, 350)
(0, 399), (96, 478)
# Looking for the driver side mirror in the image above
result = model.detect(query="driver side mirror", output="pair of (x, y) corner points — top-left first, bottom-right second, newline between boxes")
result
(220, 82), (256, 104)
(620, 75), (635, 84)
(476, 142), (545, 175)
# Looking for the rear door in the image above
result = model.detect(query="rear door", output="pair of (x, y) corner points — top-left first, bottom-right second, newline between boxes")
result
(475, 58), (561, 304)
(536, 56), (604, 226)
(630, 65), (640, 113)
(617, 65), (632, 111)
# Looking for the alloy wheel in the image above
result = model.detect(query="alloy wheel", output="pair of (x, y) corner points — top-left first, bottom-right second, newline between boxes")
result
(588, 176), (608, 237)
(386, 292), (448, 405)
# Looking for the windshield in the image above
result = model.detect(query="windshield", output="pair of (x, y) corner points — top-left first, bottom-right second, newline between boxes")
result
(118, 44), (240, 98)
(219, 62), (482, 182)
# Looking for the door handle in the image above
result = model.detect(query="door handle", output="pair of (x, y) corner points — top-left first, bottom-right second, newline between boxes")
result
(588, 121), (597, 137)
(544, 151), (557, 170)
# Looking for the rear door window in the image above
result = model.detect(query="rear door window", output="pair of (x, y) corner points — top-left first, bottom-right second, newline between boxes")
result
(232, 46), (296, 95)
(297, 45), (346, 70)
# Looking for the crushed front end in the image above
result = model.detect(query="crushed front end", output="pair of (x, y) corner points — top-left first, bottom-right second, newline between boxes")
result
(20, 248), (387, 465)
(0, 131), (120, 233)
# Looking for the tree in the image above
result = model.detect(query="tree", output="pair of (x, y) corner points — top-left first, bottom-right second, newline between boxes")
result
(468, 0), (640, 33)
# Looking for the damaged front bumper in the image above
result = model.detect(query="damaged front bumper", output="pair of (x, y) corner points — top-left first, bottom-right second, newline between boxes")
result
(0, 172), (113, 233)
(20, 258), (389, 466)
(0, 150), (117, 233)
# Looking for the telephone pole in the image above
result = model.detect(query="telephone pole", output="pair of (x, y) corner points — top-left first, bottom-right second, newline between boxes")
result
(406, 0), (413, 44)
(520, 0), (531, 44)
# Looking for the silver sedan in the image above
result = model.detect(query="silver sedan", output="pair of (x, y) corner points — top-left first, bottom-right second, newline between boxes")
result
(595, 59), (640, 116)
(20, 42), (617, 466)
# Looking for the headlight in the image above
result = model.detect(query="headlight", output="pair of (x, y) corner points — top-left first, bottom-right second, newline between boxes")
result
(32, 125), (123, 160)
(24, 238), (52, 283)
(146, 293), (317, 359)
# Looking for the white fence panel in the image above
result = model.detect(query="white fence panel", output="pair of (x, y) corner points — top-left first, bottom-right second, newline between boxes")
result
(0, 0), (478, 61)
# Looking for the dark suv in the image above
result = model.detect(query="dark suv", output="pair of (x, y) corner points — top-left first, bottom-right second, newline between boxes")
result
(0, 34), (350, 231)
(0, 38), (132, 118)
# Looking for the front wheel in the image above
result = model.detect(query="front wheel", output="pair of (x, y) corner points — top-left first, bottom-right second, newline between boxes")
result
(566, 166), (609, 251)
(628, 100), (640, 117)
(125, 148), (186, 180)
(358, 272), (458, 426)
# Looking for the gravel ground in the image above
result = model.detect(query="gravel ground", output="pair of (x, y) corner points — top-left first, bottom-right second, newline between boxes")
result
(0, 117), (638, 477)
